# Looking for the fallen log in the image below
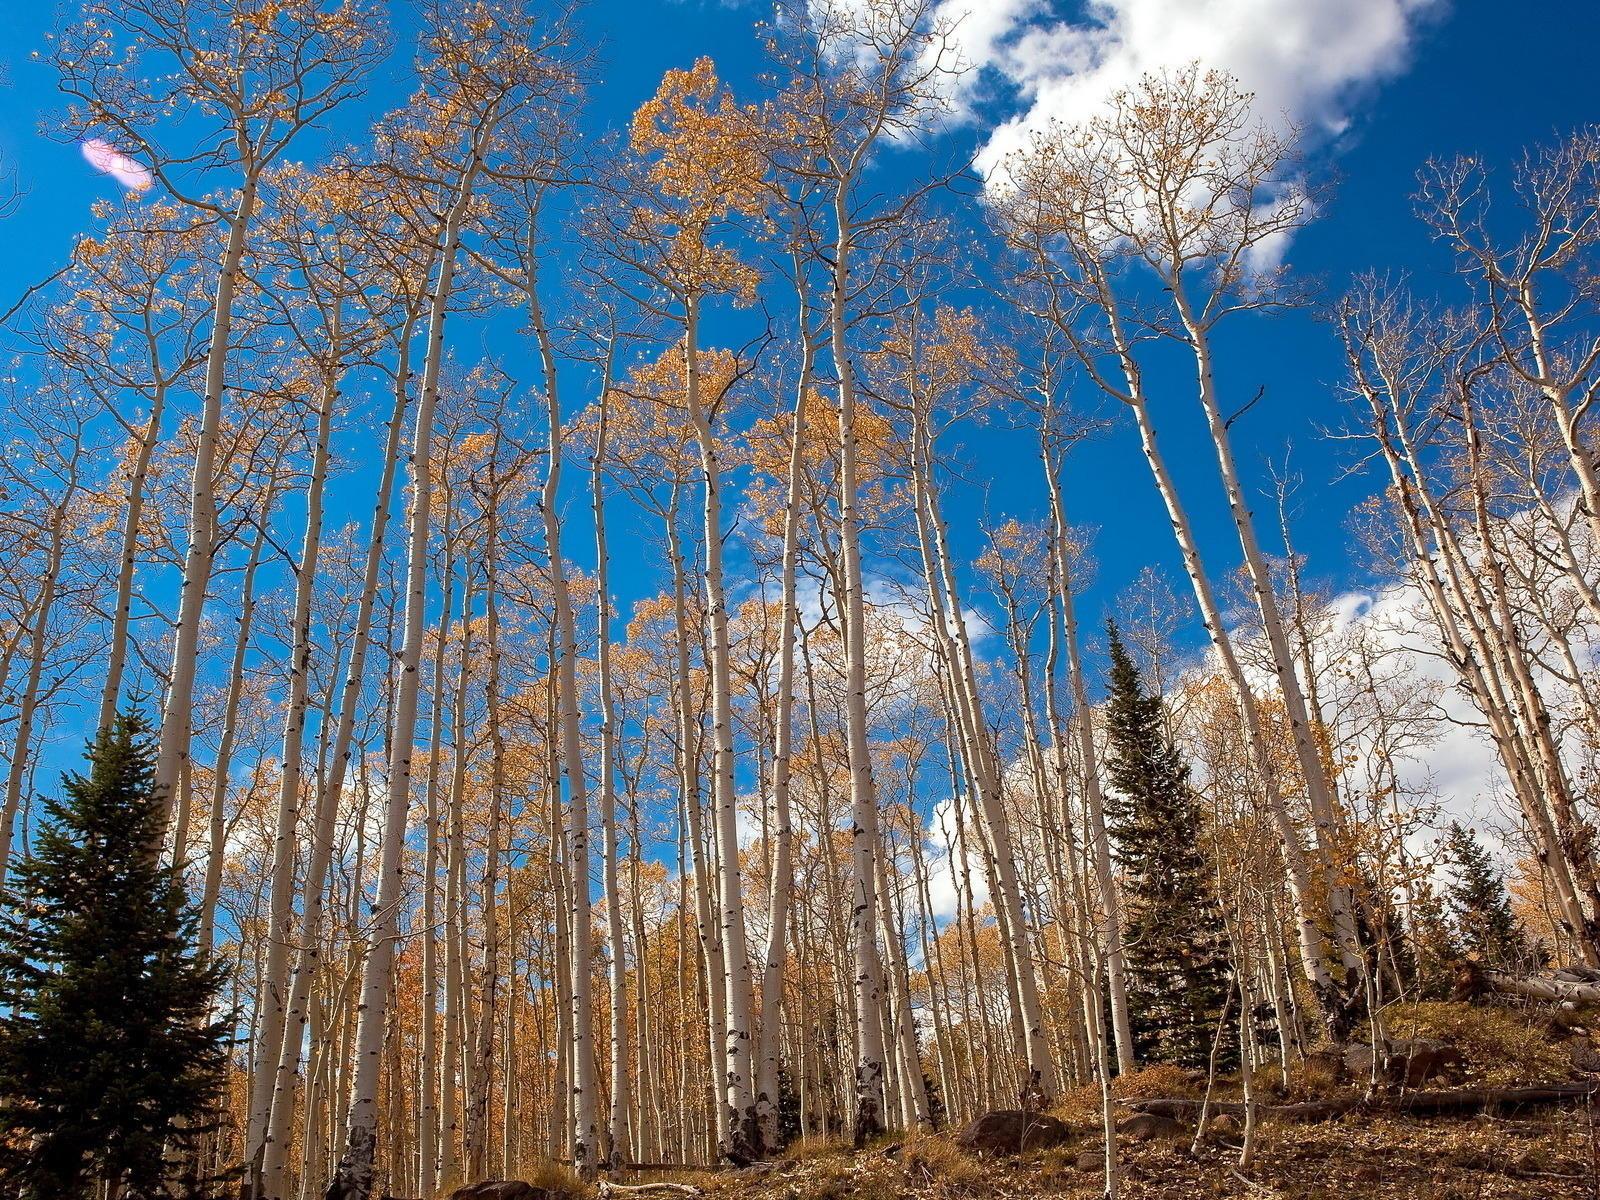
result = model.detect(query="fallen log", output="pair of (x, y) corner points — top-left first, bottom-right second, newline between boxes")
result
(1456, 963), (1600, 1003)
(1127, 1081), (1600, 1123)
(1480, 969), (1600, 1003)
(598, 1183), (702, 1197)
(1127, 1097), (1356, 1122)
(618, 1163), (734, 1173)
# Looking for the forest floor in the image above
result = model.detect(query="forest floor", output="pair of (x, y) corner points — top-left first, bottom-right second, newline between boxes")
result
(652, 1109), (1599, 1199)
(605, 1002), (1600, 1200)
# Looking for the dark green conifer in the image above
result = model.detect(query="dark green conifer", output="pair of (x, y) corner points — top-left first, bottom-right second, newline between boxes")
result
(1444, 822), (1528, 969)
(0, 712), (231, 1199)
(1103, 620), (1233, 1068)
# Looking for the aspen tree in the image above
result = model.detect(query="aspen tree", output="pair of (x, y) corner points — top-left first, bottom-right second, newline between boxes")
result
(242, 163), (376, 1200)
(461, 391), (537, 1182)
(872, 302), (1064, 1097)
(0, 389), (94, 889)
(1338, 282), (1600, 963)
(595, 381), (721, 1159)
(326, 6), (566, 1194)
(51, 0), (384, 818)
(1420, 136), (1600, 553)
(1030, 391), (1139, 1075)
(996, 71), (1362, 1029)
(605, 59), (771, 1160)
(461, 67), (597, 1170)
(584, 329), (634, 1166)
(753, 246), (827, 1150)
(259, 186), (437, 1200)
(192, 439), (285, 951)
(418, 446), (462, 1195)
(31, 206), (210, 737)
(986, 327), (1142, 1076)
(768, 0), (961, 1139)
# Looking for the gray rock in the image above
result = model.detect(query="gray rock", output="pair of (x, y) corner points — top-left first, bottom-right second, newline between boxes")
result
(1116, 1112), (1186, 1142)
(955, 1109), (1072, 1155)
(1343, 1037), (1461, 1086)
(1571, 1043), (1600, 1073)
(1204, 1112), (1243, 1140)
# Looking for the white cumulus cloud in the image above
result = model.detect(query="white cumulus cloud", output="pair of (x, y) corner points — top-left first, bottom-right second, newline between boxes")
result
(933, 0), (1441, 179)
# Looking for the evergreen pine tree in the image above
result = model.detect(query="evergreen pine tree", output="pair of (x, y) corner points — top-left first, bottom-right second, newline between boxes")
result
(1103, 620), (1233, 1068)
(1444, 822), (1529, 969)
(1407, 879), (1464, 998)
(0, 712), (231, 1199)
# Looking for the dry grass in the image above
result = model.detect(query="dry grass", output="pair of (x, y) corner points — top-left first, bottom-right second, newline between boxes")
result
(773, 1152), (903, 1200)
(610, 1012), (1596, 1200)
(1035, 1142), (1086, 1190)
(615, 1097), (1600, 1200)
(899, 1132), (985, 1190)
(1113, 1063), (1206, 1101)
(521, 1159), (591, 1199)
(786, 1132), (851, 1161)
(1055, 1062), (1206, 1128)
(1383, 1000), (1576, 1086)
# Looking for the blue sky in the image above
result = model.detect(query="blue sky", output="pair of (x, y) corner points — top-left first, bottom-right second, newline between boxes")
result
(1, 0), (1597, 694)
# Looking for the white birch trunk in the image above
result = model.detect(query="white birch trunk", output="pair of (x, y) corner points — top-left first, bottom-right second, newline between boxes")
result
(591, 359), (633, 1167)
(261, 303), (424, 1196)
(0, 501), (67, 889)
(247, 357), (339, 1198)
(1173, 287), (1365, 997)
(155, 181), (258, 816)
(681, 301), (759, 1160)
(830, 187), (889, 1144)
(97, 383), (169, 735)
(755, 307), (813, 1150)
(325, 147), (479, 1200)
(1040, 431), (1135, 1073)
(526, 261), (600, 1178)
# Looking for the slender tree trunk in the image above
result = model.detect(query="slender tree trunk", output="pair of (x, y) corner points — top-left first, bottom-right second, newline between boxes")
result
(756, 301), (814, 1153)
(156, 179), (259, 815)
(829, 194), (889, 1142)
(465, 488), (509, 1181)
(441, 553), (476, 1188)
(680, 300), (760, 1161)
(97, 381), (169, 735)
(326, 148), (480, 1200)
(666, 487), (731, 1157)
(909, 409), (1056, 1097)
(1345, 335), (1600, 963)
(1121, 378), (1342, 1017)
(418, 532), (454, 1200)
(526, 256), (600, 1178)
(1041, 429), (1135, 1074)
(590, 355), (633, 1167)
(195, 476), (279, 962)
(1173, 287), (1365, 1000)
(1520, 296), (1600, 552)
(875, 834), (930, 1129)
(0, 498), (68, 889)
(248, 360), (340, 1198)
(263, 305), (423, 1194)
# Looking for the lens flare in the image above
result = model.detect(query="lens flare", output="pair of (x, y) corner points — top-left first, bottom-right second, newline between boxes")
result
(80, 138), (154, 192)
